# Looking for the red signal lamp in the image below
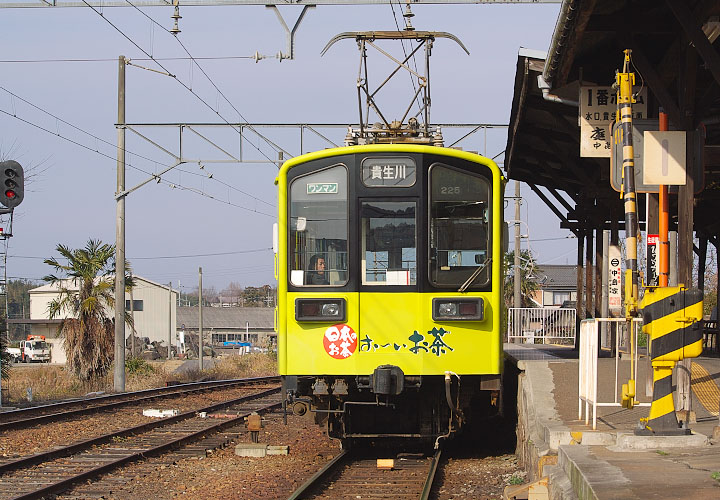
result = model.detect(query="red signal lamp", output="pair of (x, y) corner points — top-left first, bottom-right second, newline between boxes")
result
(5, 190), (15, 199)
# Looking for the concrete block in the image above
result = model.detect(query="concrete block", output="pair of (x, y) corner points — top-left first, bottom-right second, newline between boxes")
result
(267, 445), (289, 455)
(576, 432), (615, 446)
(613, 431), (708, 450)
(142, 409), (179, 418)
(559, 445), (630, 500)
(376, 458), (394, 469)
(675, 409), (696, 424)
(544, 425), (573, 450)
(235, 443), (267, 457)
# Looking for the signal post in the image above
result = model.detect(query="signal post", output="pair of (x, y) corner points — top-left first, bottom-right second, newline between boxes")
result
(0, 159), (24, 408)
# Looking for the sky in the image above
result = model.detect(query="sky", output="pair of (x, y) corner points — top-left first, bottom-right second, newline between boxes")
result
(0, 1), (576, 292)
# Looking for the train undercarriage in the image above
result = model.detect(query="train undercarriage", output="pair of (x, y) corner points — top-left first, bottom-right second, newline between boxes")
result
(283, 365), (502, 446)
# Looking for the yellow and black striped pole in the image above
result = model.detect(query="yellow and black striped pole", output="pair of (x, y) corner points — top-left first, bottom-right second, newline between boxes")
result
(616, 50), (639, 408)
(639, 286), (703, 435)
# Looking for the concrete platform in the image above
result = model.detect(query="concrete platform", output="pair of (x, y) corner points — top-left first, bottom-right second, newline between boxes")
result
(506, 343), (720, 499)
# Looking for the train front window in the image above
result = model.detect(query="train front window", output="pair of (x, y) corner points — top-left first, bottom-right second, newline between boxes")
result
(361, 201), (417, 286)
(429, 164), (490, 288)
(289, 165), (348, 287)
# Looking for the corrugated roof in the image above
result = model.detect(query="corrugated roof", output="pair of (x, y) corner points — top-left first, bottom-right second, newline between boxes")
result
(176, 307), (274, 330)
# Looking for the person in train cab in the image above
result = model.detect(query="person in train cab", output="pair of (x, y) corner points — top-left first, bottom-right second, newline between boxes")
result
(307, 254), (330, 285)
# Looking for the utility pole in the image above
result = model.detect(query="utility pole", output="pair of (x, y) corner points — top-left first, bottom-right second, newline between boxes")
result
(114, 55), (126, 393)
(168, 281), (172, 360)
(198, 267), (203, 371)
(601, 230), (609, 350)
(513, 181), (521, 308)
(129, 273), (135, 359)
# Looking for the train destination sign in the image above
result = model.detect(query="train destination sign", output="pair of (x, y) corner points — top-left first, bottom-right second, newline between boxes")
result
(361, 157), (416, 187)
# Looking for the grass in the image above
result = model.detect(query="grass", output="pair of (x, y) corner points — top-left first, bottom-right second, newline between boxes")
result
(3, 352), (278, 405)
(711, 471), (720, 483)
(507, 474), (524, 485)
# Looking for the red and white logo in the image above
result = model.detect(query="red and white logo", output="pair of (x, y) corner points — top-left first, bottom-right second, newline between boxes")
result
(323, 324), (357, 359)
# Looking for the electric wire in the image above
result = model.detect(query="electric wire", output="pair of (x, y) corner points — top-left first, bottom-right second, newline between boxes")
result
(81, 0), (280, 167)
(0, 84), (275, 211)
(530, 235), (577, 242)
(122, 0), (290, 163)
(0, 106), (274, 217)
(389, 1), (424, 118)
(0, 56), (255, 63)
(9, 247), (272, 261)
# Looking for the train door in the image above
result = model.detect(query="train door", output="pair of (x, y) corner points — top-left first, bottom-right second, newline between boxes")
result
(357, 199), (424, 375)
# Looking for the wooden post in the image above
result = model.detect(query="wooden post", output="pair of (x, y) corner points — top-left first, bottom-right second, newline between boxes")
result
(648, 193), (659, 287)
(595, 227), (602, 318)
(698, 237), (708, 292)
(575, 232), (584, 350)
(586, 229), (594, 319)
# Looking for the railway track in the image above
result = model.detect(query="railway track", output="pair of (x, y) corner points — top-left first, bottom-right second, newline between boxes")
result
(0, 386), (282, 500)
(288, 448), (442, 500)
(0, 376), (280, 432)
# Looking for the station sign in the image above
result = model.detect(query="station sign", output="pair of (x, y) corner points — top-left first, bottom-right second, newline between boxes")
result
(608, 245), (622, 315)
(610, 120), (704, 193)
(580, 85), (647, 158)
(643, 131), (686, 185)
(646, 234), (659, 287)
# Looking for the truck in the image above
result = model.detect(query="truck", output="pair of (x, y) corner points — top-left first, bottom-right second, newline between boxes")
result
(11, 335), (51, 363)
(6, 346), (21, 363)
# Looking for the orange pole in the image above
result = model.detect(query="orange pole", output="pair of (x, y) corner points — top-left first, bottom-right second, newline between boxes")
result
(659, 110), (669, 287)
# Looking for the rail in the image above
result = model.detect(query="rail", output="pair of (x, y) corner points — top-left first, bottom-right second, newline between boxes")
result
(0, 375), (280, 431)
(0, 388), (282, 499)
(507, 307), (576, 345)
(287, 449), (442, 499)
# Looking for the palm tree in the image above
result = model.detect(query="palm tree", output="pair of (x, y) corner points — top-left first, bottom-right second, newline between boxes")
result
(43, 239), (133, 383)
(503, 250), (540, 307)
(1, 334), (10, 381)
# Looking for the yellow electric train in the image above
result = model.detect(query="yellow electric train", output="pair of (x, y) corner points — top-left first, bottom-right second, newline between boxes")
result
(274, 143), (506, 445)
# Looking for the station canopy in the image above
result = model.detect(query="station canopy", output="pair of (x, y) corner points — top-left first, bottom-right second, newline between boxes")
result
(505, 0), (720, 236)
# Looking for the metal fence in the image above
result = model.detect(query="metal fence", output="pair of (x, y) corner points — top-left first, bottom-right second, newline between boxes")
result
(507, 307), (576, 345)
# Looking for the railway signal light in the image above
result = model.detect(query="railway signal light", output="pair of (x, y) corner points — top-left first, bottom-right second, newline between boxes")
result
(0, 160), (24, 208)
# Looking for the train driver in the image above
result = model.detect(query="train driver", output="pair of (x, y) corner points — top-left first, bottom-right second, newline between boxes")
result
(306, 254), (330, 285)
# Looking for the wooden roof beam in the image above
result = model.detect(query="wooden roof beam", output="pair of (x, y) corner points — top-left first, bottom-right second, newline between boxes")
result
(527, 182), (580, 237)
(620, 37), (684, 127)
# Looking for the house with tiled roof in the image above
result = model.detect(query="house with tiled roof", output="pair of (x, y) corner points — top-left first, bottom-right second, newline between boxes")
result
(530, 264), (578, 308)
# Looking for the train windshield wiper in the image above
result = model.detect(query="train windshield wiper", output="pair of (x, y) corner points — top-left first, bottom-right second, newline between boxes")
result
(458, 258), (492, 293)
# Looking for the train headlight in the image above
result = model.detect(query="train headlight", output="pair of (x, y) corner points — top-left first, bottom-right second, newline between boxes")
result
(295, 298), (346, 322)
(432, 298), (484, 321)
(438, 303), (458, 316)
(321, 303), (340, 316)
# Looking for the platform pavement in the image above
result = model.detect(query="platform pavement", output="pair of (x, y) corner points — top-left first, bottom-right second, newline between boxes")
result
(505, 343), (720, 500)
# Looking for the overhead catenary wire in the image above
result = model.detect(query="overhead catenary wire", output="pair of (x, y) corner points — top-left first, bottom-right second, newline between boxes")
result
(121, 0), (291, 164)
(0, 107), (274, 217)
(0, 56), (255, 63)
(389, 0), (424, 118)
(0, 85), (276, 209)
(79, 0), (278, 167)
(9, 247), (272, 261)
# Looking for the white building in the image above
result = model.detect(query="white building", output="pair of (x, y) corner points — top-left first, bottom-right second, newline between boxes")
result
(28, 276), (177, 363)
